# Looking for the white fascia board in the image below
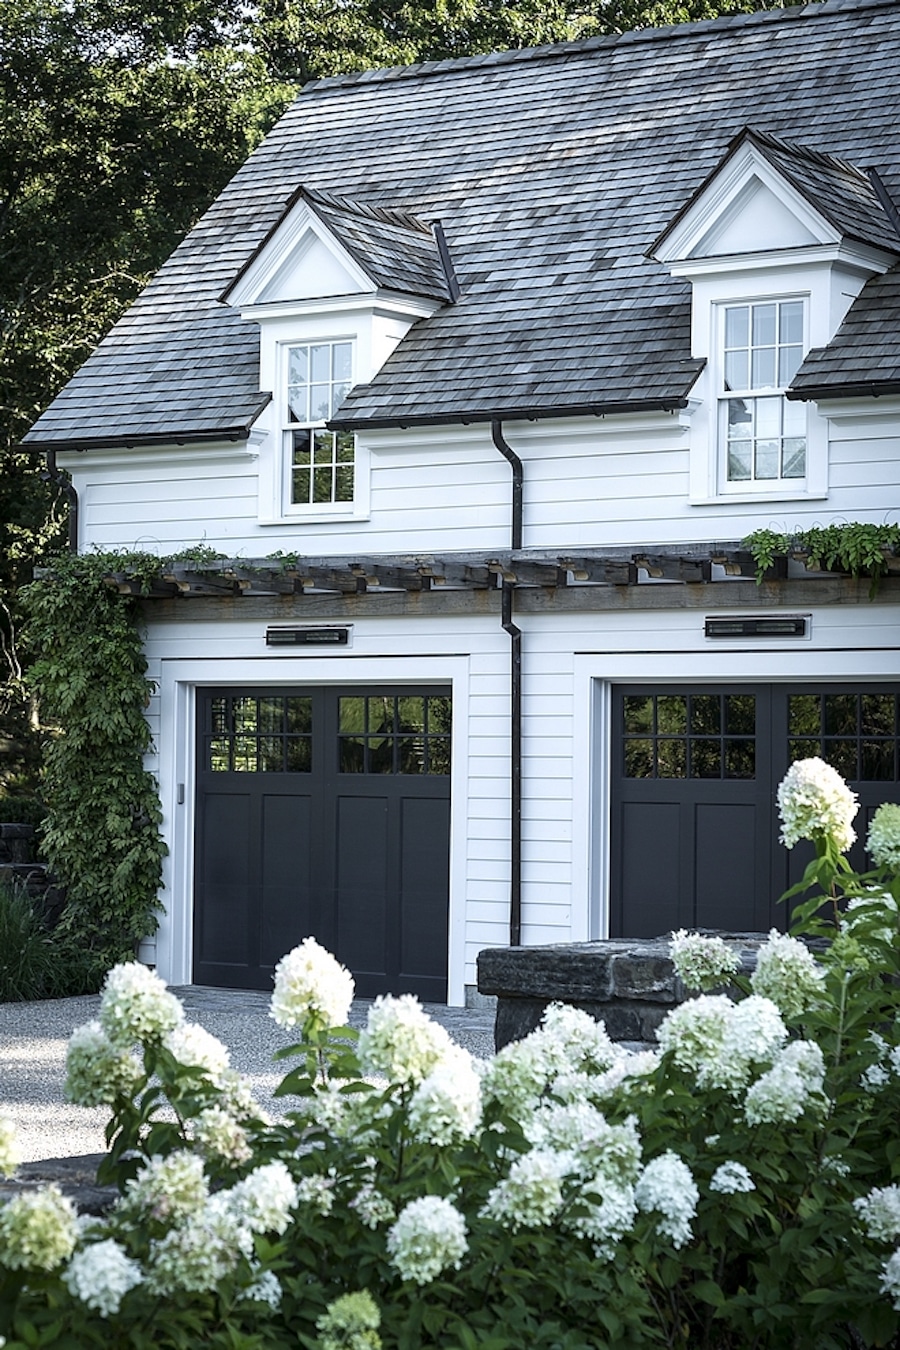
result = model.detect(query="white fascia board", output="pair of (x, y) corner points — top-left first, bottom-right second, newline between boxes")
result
(56, 441), (257, 470)
(237, 290), (441, 325)
(655, 142), (840, 265)
(813, 396), (900, 423)
(670, 240), (898, 281)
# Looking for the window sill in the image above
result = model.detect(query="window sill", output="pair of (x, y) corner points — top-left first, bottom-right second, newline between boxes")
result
(690, 488), (828, 506)
(259, 505), (370, 526)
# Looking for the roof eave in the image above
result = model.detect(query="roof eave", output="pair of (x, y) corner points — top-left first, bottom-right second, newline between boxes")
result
(328, 395), (694, 432)
(786, 379), (900, 402)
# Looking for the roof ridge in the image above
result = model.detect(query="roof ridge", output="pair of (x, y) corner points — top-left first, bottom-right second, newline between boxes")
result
(747, 127), (871, 182)
(303, 186), (432, 235)
(300, 0), (898, 96)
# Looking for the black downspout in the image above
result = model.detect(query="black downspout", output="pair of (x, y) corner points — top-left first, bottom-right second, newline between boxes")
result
(44, 449), (78, 554)
(491, 418), (523, 947)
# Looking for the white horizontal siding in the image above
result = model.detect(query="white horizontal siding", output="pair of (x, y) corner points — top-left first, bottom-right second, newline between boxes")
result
(69, 408), (900, 561)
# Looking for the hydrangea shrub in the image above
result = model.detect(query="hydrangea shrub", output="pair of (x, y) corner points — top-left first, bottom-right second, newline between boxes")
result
(1, 761), (900, 1348)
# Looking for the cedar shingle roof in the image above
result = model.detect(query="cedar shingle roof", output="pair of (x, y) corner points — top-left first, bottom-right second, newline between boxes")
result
(23, 0), (900, 450)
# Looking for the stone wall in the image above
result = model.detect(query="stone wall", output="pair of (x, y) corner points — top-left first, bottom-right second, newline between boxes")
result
(477, 934), (768, 1050)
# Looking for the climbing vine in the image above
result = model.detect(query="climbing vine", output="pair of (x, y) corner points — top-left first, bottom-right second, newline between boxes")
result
(21, 552), (168, 970)
(744, 522), (900, 596)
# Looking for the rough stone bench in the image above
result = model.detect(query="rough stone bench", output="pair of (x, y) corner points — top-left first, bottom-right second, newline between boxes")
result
(477, 934), (769, 1051)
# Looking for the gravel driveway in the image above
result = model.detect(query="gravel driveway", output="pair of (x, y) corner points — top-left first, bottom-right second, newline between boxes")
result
(0, 986), (496, 1162)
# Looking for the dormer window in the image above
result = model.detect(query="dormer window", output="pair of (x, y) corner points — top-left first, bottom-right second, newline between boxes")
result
(651, 128), (900, 506)
(285, 341), (355, 507)
(221, 185), (456, 527)
(720, 299), (807, 488)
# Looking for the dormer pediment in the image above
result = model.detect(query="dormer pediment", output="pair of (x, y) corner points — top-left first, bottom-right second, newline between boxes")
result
(652, 128), (900, 273)
(223, 196), (374, 309)
(223, 186), (456, 312)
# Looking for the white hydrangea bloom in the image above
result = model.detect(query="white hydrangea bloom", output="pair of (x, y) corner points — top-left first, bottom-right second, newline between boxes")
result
(635, 1152), (699, 1250)
(710, 1161), (755, 1195)
(750, 930), (825, 1019)
(358, 994), (454, 1086)
(218, 1068), (265, 1123)
(229, 1160), (298, 1235)
(670, 930), (740, 992)
(890, 1046), (900, 1077)
(350, 1182), (396, 1229)
(585, 1050), (660, 1104)
(100, 962), (184, 1048)
(0, 1185), (78, 1271)
(526, 1103), (642, 1185)
(408, 1045), (483, 1145)
(562, 1179), (638, 1258)
(744, 1061), (811, 1126)
(62, 1239), (143, 1317)
(244, 1268), (283, 1310)
(479, 1035), (550, 1119)
(881, 1250), (900, 1311)
(481, 1147), (574, 1230)
(742, 1036), (824, 1126)
(65, 1020), (144, 1106)
(270, 937), (355, 1031)
(386, 1195), (468, 1285)
(862, 1063), (890, 1092)
(121, 1151), (209, 1225)
(779, 1039), (825, 1091)
(854, 1186), (900, 1243)
(867, 803), (900, 869)
(724, 996), (789, 1071)
(164, 1022), (231, 1080)
(658, 993), (787, 1094)
(146, 1193), (251, 1295)
(531, 1003), (621, 1078)
(655, 995), (732, 1082)
(777, 757), (858, 852)
(296, 1173), (336, 1215)
(0, 1115), (21, 1178)
(193, 1106), (253, 1165)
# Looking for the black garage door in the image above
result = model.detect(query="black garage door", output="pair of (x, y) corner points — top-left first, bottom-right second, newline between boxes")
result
(194, 688), (451, 998)
(610, 684), (900, 937)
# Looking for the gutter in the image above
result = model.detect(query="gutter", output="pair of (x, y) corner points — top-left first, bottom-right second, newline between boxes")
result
(491, 418), (523, 948)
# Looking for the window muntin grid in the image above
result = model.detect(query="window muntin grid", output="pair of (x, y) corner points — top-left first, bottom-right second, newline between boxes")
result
(207, 695), (313, 772)
(622, 692), (756, 779)
(338, 695), (452, 775)
(285, 341), (355, 506)
(721, 300), (806, 486)
(788, 692), (900, 782)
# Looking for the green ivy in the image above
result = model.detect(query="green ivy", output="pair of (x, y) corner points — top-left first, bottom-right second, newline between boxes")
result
(20, 552), (168, 969)
(744, 522), (900, 597)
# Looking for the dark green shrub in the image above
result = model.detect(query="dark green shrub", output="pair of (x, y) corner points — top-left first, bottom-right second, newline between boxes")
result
(0, 879), (105, 1001)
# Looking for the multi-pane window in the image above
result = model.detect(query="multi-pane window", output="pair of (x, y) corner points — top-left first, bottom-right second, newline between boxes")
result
(338, 695), (452, 775)
(207, 695), (313, 772)
(789, 692), (900, 782)
(721, 300), (806, 486)
(285, 341), (355, 506)
(622, 692), (756, 780)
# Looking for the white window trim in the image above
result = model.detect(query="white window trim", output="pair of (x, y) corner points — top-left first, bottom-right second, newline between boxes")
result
(263, 336), (371, 524)
(714, 294), (814, 498)
(280, 337), (362, 520)
(688, 281), (828, 505)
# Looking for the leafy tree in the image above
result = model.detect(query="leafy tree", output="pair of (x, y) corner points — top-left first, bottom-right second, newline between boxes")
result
(0, 0), (294, 799)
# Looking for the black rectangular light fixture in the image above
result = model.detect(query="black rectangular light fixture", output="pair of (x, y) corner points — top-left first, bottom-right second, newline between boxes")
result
(705, 616), (807, 639)
(265, 626), (350, 646)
